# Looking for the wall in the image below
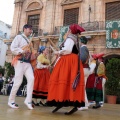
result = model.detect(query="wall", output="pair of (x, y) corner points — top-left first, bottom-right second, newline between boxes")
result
(6, 0), (120, 62)
(0, 20), (11, 66)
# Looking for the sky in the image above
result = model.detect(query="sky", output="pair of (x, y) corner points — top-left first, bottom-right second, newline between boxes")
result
(0, 0), (15, 25)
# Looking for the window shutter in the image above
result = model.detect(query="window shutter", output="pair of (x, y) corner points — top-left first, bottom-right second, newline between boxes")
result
(27, 14), (40, 36)
(64, 8), (79, 26)
(106, 1), (120, 20)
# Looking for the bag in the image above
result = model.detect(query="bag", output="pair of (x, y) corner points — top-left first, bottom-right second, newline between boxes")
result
(72, 72), (80, 91)
(19, 52), (31, 62)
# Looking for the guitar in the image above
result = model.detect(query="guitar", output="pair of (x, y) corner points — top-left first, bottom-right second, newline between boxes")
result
(21, 34), (38, 69)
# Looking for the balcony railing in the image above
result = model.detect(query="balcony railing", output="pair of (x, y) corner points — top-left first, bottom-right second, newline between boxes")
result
(80, 21), (105, 31)
(36, 21), (105, 36)
(53, 21), (105, 35)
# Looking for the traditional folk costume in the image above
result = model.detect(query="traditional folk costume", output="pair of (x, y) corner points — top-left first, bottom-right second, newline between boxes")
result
(86, 53), (107, 109)
(8, 26), (35, 110)
(78, 36), (90, 110)
(47, 24), (85, 115)
(33, 46), (50, 106)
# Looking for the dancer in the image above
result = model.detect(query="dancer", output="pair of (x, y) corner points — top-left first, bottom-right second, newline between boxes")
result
(8, 24), (35, 110)
(47, 24), (85, 115)
(78, 36), (90, 111)
(86, 53), (107, 109)
(32, 46), (50, 106)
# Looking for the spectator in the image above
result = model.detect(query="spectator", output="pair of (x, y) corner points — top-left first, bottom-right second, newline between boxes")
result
(0, 73), (4, 94)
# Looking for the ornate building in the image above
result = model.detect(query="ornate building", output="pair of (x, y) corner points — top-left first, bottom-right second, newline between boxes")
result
(4, 0), (120, 63)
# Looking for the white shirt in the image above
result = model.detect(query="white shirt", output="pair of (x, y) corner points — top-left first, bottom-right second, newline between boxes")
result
(81, 44), (87, 47)
(10, 34), (30, 55)
(89, 63), (96, 74)
(59, 38), (74, 55)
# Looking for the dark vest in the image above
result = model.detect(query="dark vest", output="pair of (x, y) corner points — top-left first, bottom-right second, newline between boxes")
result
(80, 46), (89, 64)
(60, 44), (78, 55)
(72, 44), (78, 54)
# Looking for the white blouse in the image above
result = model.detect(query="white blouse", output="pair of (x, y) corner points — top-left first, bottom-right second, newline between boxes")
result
(59, 38), (74, 55)
(36, 62), (48, 69)
(89, 63), (96, 74)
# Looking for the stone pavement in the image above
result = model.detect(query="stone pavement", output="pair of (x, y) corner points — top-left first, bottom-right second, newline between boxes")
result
(0, 95), (120, 120)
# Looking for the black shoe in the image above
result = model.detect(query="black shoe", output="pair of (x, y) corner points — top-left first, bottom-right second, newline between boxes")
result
(32, 101), (35, 105)
(35, 103), (40, 106)
(39, 101), (45, 106)
(93, 104), (101, 109)
(43, 102), (47, 106)
(64, 107), (78, 115)
(52, 106), (62, 113)
(39, 101), (47, 106)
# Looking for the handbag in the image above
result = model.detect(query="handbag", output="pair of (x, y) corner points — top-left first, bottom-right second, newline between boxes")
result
(72, 37), (81, 91)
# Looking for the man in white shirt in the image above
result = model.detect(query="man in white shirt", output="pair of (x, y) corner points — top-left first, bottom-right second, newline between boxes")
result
(8, 24), (34, 110)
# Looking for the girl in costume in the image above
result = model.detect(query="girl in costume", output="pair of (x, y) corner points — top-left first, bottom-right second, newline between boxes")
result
(86, 53), (107, 108)
(47, 24), (85, 115)
(32, 46), (50, 106)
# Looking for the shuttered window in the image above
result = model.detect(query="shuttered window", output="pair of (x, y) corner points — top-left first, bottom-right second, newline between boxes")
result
(64, 8), (79, 26)
(27, 14), (40, 36)
(106, 1), (120, 20)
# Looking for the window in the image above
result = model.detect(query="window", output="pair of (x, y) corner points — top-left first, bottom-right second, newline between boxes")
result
(106, 1), (120, 20)
(27, 14), (40, 36)
(63, 8), (79, 26)
(4, 33), (7, 38)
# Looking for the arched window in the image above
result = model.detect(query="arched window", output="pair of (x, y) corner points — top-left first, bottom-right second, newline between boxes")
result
(26, 2), (43, 36)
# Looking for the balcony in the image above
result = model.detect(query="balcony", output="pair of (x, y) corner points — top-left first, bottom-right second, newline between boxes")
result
(80, 21), (105, 31)
(33, 21), (106, 37)
(53, 21), (105, 35)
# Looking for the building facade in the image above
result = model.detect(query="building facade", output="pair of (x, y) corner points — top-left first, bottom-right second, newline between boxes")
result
(0, 20), (11, 66)
(4, 0), (120, 63)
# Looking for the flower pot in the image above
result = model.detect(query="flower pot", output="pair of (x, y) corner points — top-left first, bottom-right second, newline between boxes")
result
(106, 95), (117, 104)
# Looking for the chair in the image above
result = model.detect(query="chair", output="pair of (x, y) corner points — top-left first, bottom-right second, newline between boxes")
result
(1, 84), (7, 95)
(21, 85), (27, 96)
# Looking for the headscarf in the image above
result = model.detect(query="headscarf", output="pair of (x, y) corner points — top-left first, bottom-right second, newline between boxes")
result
(69, 24), (85, 34)
(92, 54), (97, 59)
(92, 53), (104, 59)
(38, 46), (46, 53)
(97, 53), (104, 59)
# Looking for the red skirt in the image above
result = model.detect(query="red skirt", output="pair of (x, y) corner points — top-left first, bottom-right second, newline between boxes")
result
(33, 68), (50, 99)
(47, 53), (85, 107)
(86, 73), (103, 102)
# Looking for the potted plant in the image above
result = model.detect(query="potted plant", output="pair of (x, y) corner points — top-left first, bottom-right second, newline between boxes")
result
(105, 58), (120, 104)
